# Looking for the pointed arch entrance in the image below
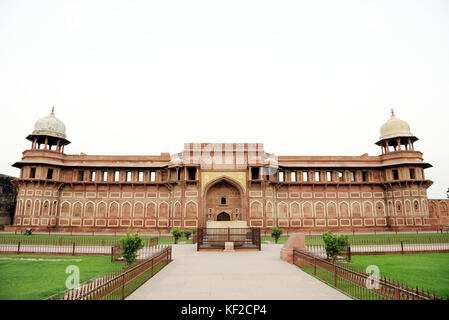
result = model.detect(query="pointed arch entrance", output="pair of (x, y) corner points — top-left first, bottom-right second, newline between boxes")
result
(217, 212), (231, 221)
(202, 176), (246, 226)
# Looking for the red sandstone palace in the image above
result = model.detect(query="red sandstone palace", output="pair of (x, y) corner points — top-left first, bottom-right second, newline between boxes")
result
(6, 109), (449, 233)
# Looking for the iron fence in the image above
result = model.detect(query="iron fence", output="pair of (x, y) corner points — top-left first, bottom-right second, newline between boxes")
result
(293, 249), (446, 300)
(306, 237), (449, 259)
(0, 236), (158, 256)
(46, 245), (172, 300)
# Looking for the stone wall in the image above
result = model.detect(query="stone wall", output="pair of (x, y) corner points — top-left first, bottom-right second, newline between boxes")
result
(0, 174), (17, 228)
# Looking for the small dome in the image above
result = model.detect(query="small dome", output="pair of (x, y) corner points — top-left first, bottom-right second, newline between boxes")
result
(379, 110), (414, 140)
(32, 108), (67, 139)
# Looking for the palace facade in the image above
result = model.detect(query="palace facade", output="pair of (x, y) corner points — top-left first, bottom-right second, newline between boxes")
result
(6, 109), (449, 233)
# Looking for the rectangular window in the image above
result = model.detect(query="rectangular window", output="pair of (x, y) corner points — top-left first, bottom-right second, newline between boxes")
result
(409, 168), (415, 179)
(126, 171), (132, 182)
(221, 197), (226, 205)
(30, 167), (36, 179)
(251, 167), (260, 180)
(350, 171), (356, 182)
(326, 171), (332, 182)
(177, 169), (181, 180)
(187, 167), (197, 180)
(77, 170), (84, 181)
(315, 171), (320, 182)
(392, 169), (399, 180)
(114, 171), (119, 182)
(46, 169), (53, 180)
(338, 171), (344, 182)
(138, 171), (143, 182)
(279, 171), (284, 182)
(90, 171), (96, 181)
(303, 171), (308, 182)
(362, 171), (368, 182)
(150, 171), (156, 182)
(102, 171), (107, 181)
(291, 172), (296, 182)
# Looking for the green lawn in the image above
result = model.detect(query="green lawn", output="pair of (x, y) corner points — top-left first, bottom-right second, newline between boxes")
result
(347, 253), (449, 299)
(0, 234), (193, 245)
(0, 254), (124, 300)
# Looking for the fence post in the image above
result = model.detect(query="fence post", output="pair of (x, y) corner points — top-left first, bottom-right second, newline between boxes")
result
(347, 246), (351, 262)
(334, 264), (337, 288)
(72, 242), (76, 256)
(313, 256), (317, 275)
(122, 273), (125, 299)
(17, 241), (21, 255)
(400, 241), (404, 255)
(151, 257), (154, 277)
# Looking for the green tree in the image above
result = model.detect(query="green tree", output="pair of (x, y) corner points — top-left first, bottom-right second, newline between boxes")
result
(171, 228), (183, 244)
(271, 227), (283, 244)
(119, 230), (144, 265)
(322, 231), (349, 262)
(446, 187), (449, 198)
(183, 230), (192, 240)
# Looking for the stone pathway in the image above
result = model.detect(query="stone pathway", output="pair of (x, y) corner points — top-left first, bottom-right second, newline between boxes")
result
(127, 244), (350, 300)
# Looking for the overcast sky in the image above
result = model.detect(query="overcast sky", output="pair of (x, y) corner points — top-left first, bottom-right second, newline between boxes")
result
(0, 0), (448, 198)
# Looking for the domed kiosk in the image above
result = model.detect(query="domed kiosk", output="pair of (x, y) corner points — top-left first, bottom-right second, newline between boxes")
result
(375, 109), (418, 154)
(26, 108), (70, 152)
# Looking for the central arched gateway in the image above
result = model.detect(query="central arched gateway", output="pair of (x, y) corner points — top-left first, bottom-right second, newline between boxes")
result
(202, 176), (246, 226)
(217, 212), (231, 221)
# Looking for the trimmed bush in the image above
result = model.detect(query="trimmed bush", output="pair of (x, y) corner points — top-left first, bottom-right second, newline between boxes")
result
(119, 231), (144, 265)
(271, 227), (283, 244)
(322, 230), (348, 262)
(171, 228), (183, 244)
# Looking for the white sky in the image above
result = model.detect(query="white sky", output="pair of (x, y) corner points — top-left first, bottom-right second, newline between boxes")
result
(0, 0), (448, 198)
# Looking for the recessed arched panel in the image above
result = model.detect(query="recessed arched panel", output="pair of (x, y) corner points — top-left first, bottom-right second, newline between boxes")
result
(73, 202), (82, 217)
(97, 202), (107, 218)
(327, 202), (337, 218)
(375, 201), (385, 216)
(303, 202), (313, 218)
(134, 202), (144, 218)
(185, 201), (198, 218)
(278, 202), (288, 218)
(315, 202), (325, 218)
(122, 202), (131, 218)
(339, 202), (349, 218)
(146, 202), (157, 218)
(290, 202), (300, 218)
(110, 202), (119, 218)
(85, 202), (95, 218)
(250, 201), (263, 218)
(364, 202), (373, 217)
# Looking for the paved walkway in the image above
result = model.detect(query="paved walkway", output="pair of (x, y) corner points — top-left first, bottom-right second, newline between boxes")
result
(127, 244), (350, 300)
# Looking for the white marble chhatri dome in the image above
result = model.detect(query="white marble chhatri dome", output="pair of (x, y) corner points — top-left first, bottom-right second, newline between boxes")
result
(379, 110), (414, 141)
(32, 108), (67, 139)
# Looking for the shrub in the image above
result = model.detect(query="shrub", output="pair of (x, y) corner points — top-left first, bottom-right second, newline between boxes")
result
(271, 227), (283, 244)
(191, 228), (197, 235)
(322, 230), (349, 262)
(24, 228), (33, 235)
(119, 230), (144, 265)
(171, 228), (183, 244)
(183, 230), (192, 240)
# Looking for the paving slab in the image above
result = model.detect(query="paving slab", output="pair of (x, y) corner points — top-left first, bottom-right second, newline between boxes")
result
(127, 244), (350, 300)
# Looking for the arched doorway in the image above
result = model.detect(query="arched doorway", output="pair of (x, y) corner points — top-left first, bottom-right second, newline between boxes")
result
(204, 177), (244, 225)
(217, 212), (231, 221)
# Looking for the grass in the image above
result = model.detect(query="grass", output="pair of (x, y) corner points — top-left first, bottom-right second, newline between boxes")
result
(299, 253), (449, 299)
(347, 253), (449, 299)
(0, 254), (123, 300)
(0, 234), (193, 245)
(306, 233), (449, 246)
